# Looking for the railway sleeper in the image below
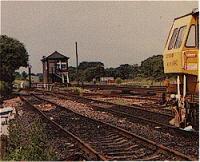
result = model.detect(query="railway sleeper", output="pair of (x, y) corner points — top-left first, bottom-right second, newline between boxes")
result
(28, 93), (197, 161)
(94, 134), (122, 141)
(97, 144), (139, 153)
(95, 137), (126, 143)
(104, 148), (147, 156)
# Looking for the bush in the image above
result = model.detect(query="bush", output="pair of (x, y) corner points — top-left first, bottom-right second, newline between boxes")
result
(5, 118), (57, 160)
(67, 87), (84, 96)
(73, 87), (83, 96)
(115, 78), (123, 84)
(0, 80), (10, 97)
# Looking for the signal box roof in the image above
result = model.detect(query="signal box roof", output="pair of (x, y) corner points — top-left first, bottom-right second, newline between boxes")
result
(41, 51), (69, 62)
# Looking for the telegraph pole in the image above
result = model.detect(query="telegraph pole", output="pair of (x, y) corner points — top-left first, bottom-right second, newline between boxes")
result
(75, 42), (79, 85)
(0, 54), (3, 107)
(28, 64), (32, 88)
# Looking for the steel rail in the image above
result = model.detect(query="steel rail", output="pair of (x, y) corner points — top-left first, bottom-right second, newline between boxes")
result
(30, 93), (196, 161)
(37, 89), (173, 118)
(42, 90), (173, 120)
(42, 90), (199, 137)
(20, 95), (107, 161)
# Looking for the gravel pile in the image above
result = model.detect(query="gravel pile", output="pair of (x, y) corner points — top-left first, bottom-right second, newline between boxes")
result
(3, 97), (21, 108)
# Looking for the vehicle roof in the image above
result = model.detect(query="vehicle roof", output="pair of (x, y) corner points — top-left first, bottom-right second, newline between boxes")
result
(174, 8), (199, 21)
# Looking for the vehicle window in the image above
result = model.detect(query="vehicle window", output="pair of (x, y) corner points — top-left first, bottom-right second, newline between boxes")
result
(186, 25), (196, 47)
(197, 24), (199, 48)
(168, 28), (178, 50)
(174, 26), (186, 49)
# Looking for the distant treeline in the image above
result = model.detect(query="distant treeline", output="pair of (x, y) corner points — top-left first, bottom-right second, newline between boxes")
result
(69, 55), (166, 82)
(14, 71), (43, 81)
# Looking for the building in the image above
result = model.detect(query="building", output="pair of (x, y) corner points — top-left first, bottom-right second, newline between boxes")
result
(41, 51), (69, 84)
(100, 77), (115, 84)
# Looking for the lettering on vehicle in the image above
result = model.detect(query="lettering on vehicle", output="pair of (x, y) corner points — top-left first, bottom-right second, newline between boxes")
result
(166, 60), (178, 67)
(166, 53), (174, 58)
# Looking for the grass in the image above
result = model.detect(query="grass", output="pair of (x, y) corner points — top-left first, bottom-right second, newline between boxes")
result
(100, 98), (130, 106)
(121, 77), (163, 87)
(4, 118), (57, 161)
(65, 87), (85, 96)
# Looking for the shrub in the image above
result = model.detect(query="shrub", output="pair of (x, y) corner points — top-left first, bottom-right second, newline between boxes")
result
(5, 119), (57, 160)
(0, 80), (10, 97)
(67, 87), (84, 96)
(115, 78), (123, 84)
(73, 87), (84, 96)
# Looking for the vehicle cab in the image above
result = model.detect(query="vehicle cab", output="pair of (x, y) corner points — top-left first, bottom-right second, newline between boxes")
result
(163, 9), (199, 94)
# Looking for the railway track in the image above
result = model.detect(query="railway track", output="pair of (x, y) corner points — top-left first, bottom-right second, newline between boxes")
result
(17, 102), (92, 160)
(74, 84), (167, 93)
(20, 95), (106, 161)
(38, 90), (173, 125)
(20, 93), (195, 161)
(71, 84), (199, 104)
(37, 90), (198, 136)
(83, 93), (172, 115)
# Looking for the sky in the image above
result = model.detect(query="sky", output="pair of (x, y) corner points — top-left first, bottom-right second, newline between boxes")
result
(1, 1), (198, 73)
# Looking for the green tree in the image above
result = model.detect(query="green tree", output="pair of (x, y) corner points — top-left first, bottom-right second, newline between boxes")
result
(14, 72), (21, 80)
(84, 67), (97, 82)
(21, 71), (28, 80)
(129, 64), (139, 79)
(105, 68), (115, 77)
(115, 64), (134, 80)
(78, 61), (104, 82)
(0, 35), (28, 95)
(78, 61), (104, 71)
(140, 55), (165, 79)
(0, 80), (9, 96)
(68, 66), (77, 81)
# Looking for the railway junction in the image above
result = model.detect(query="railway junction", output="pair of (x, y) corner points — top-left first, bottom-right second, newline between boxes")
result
(0, 85), (198, 161)
(0, 3), (199, 161)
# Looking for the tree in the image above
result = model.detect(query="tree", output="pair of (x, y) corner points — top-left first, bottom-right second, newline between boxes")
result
(36, 73), (43, 82)
(14, 72), (21, 80)
(0, 35), (29, 94)
(115, 64), (134, 80)
(68, 66), (77, 82)
(140, 55), (165, 79)
(78, 61), (104, 82)
(129, 64), (139, 79)
(63, 55), (165, 83)
(79, 61), (104, 71)
(84, 67), (97, 82)
(21, 71), (28, 80)
(104, 68), (116, 78)
(0, 80), (10, 96)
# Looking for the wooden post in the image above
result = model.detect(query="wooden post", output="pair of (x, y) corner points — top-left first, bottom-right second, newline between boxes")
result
(0, 135), (8, 159)
(47, 59), (49, 83)
(75, 42), (79, 85)
(28, 65), (32, 88)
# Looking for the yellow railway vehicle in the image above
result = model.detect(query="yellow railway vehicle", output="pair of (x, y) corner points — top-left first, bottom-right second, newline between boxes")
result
(163, 9), (199, 130)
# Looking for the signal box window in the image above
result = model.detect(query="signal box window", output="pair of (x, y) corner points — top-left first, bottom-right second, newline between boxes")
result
(174, 26), (186, 49)
(197, 24), (199, 48)
(56, 64), (60, 69)
(186, 25), (196, 47)
(168, 28), (178, 50)
(61, 64), (66, 69)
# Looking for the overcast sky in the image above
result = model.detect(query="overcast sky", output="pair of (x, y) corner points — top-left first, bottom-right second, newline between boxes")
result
(1, 1), (198, 73)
